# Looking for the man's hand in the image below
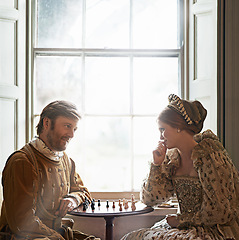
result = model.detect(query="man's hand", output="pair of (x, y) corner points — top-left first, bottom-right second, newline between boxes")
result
(55, 198), (78, 217)
(166, 215), (179, 228)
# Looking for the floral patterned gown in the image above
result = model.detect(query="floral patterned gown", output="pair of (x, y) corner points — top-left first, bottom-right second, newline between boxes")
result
(121, 130), (239, 240)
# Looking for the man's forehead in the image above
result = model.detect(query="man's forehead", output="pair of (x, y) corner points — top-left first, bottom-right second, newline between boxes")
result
(55, 116), (79, 124)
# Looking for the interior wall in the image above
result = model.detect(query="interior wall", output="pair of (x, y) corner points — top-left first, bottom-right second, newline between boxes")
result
(0, 1), (26, 173)
(188, 0), (218, 134)
(224, 0), (239, 169)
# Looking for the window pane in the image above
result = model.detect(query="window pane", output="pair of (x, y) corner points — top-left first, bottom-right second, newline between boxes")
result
(37, 0), (83, 48)
(34, 56), (82, 113)
(133, 57), (178, 114)
(80, 117), (131, 192)
(133, 117), (159, 190)
(34, 0), (182, 193)
(85, 57), (130, 114)
(133, 0), (178, 49)
(85, 0), (130, 48)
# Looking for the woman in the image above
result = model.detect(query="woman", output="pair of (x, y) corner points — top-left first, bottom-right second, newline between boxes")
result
(121, 94), (239, 240)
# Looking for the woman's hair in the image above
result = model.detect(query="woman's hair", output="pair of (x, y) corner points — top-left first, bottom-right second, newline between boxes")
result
(36, 100), (81, 135)
(157, 106), (205, 135)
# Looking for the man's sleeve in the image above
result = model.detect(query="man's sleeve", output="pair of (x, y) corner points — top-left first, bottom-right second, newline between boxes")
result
(2, 152), (64, 239)
(66, 158), (92, 205)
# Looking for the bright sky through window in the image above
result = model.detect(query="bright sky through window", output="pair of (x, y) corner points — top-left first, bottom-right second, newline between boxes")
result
(34, 0), (182, 192)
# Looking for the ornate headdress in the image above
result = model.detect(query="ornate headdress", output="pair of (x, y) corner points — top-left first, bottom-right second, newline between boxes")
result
(167, 94), (207, 126)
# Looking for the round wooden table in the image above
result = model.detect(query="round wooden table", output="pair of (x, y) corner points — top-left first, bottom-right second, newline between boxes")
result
(69, 201), (154, 240)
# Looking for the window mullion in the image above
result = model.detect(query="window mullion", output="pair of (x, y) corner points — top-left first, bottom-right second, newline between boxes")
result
(82, 0), (86, 48)
(32, 0), (183, 193)
(130, 55), (134, 191)
(130, 0), (134, 191)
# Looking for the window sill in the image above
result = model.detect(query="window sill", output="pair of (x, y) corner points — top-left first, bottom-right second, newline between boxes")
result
(91, 191), (140, 201)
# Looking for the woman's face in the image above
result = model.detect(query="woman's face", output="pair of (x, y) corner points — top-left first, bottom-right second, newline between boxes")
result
(158, 120), (180, 149)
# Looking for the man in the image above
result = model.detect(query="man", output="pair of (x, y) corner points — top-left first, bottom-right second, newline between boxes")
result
(0, 101), (99, 240)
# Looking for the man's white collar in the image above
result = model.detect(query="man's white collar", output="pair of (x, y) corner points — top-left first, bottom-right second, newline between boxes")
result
(30, 137), (64, 161)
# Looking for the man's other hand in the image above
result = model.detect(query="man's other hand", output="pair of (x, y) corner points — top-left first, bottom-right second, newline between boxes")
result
(55, 198), (78, 217)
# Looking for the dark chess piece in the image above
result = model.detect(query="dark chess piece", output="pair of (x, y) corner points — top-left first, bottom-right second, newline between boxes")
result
(91, 199), (95, 210)
(83, 202), (87, 211)
(82, 197), (90, 211)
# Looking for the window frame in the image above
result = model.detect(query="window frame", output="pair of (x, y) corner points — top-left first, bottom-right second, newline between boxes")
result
(29, 0), (186, 197)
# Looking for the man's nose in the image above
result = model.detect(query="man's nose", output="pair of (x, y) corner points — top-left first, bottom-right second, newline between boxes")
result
(69, 129), (75, 138)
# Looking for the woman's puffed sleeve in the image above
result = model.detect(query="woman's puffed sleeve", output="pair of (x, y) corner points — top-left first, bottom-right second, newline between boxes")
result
(178, 139), (239, 227)
(141, 157), (176, 207)
(2, 152), (64, 239)
(67, 158), (92, 205)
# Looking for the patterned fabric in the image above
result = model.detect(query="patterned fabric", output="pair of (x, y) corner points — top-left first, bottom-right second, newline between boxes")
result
(122, 130), (239, 240)
(173, 176), (202, 219)
(0, 141), (93, 240)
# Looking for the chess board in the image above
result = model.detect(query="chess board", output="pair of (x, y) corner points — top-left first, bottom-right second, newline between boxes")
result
(70, 200), (154, 218)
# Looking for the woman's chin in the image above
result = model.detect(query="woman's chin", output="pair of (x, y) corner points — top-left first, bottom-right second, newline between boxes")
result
(166, 144), (172, 149)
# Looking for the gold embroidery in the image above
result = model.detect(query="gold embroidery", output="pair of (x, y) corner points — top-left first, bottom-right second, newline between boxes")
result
(173, 176), (203, 216)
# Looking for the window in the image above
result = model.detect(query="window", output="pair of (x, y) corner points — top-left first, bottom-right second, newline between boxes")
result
(32, 0), (184, 192)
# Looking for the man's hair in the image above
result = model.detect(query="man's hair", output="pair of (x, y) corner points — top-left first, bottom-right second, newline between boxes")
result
(36, 100), (81, 135)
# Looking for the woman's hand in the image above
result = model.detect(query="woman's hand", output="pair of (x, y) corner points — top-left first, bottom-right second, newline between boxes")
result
(166, 215), (179, 228)
(152, 141), (167, 166)
(55, 198), (78, 217)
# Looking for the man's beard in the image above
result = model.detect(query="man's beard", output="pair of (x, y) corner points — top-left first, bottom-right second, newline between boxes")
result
(46, 131), (66, 152)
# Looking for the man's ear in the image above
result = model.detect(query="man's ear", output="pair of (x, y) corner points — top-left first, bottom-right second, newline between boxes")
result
(43, 117), (50, 129)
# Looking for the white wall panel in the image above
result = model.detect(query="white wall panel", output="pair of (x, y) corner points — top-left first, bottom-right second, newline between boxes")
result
(194, 13), (213, 80)
(0, 98), (16, 171)
(0, 0), (16, 9)
(0, 0), (26, 172)
(0, 19), (16, 86)
(188, 0), (217, 134)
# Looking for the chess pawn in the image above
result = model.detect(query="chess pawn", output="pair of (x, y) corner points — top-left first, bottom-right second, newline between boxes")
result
(91, 199), (95, 211)
(83, 202), (87, 211)
(106, 200), (109, 208)
(131, 201), (136, 211)
(119, 203), (123, 211)
(118, 199), (121, 206)
(122, 198), (126, 206)
(124, 200), (129, 209)
(98, 199), (101, 207)
(112, 201), (115, 208)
